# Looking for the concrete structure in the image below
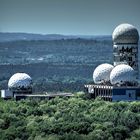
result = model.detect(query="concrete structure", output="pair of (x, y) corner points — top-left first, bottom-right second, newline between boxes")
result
(112, 23), (139, 79)
(14, 93), (74, 100)
(0, 73), (32, 99)
(0, 72), (74, 100)
(85, 85), (140, 101)
(1, 89), (13, 99)
(85, 23), (140, 101)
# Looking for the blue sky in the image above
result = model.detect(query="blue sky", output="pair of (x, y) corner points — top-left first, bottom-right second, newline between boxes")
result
(0, 0), (140, 35)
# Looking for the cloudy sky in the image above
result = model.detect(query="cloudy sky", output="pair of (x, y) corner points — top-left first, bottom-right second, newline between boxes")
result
(0, 0), (140, 35)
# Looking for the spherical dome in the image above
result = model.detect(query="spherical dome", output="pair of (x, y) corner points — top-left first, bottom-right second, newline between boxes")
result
(112, 23), (139, 44)
(93, 63), (114, 84)
(8, 73), (32, 90)
(110, 64), (136, 85)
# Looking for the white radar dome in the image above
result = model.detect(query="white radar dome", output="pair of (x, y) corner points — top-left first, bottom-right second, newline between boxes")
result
(110, 64), (136, 85)
(93, 63), (114, 84)
(8, 73), (32, 90)
(112, 23), (139, 44)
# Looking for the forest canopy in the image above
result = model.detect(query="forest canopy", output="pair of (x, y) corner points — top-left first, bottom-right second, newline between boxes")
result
(0, 94), (140, 140)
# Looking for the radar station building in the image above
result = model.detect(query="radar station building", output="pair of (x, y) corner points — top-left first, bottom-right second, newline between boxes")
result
(1, 73), (73, 100)
(85, 23), (140, 101)
(1, 73), (32, 99)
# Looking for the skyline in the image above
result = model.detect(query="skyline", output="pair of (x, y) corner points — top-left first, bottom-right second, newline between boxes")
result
(0, 0), (140, 35)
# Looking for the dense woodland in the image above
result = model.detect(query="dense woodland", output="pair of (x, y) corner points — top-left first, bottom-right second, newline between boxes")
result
(0, 94), (140, 140)
(0, 39), (112, 65)
(0, 38), (112, 92)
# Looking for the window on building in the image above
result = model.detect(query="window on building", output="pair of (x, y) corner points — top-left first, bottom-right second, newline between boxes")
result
(128, 57), (132, 61)
(129, 48), (132, 52)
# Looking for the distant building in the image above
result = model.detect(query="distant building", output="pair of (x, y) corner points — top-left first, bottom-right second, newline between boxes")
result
(13, 93), (73, 100)
(1, 89), (13, 99)
(85, 85), (140, 101)
(0, 73), (32, 99)
(112, 23), (139, 79)
(8, 73), (32, 94)
(0, 72), (73, 100)
(85, 23), (140, 101)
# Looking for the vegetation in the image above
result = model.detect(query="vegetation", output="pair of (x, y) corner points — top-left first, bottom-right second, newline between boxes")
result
(0, 38), (112, 92)
(0, 94), (140, 140)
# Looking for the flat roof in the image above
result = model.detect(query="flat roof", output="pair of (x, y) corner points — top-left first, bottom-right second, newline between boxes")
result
(84, 84), (140, 89)
(14, 93), (74, 97)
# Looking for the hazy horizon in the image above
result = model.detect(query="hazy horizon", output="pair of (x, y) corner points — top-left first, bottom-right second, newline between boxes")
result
(0, 0), (140, 35)
(0, 31), (112, 36)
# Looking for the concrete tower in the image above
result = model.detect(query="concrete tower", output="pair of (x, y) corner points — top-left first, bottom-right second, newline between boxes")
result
(112, 23), (139, 79)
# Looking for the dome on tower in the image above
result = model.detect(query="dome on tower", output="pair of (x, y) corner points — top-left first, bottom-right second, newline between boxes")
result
(112, 23), (139, 44)
(8, 73), (32, 90)
(93, 63), (114, 84)
(110, 64), (136, 85)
